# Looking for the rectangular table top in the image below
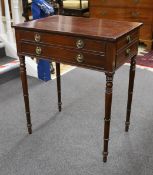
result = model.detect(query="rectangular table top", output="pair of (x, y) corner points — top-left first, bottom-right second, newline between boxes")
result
(13, 15), (142, 41)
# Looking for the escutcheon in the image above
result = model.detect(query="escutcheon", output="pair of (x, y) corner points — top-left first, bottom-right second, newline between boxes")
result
(76, 39), (84, 49)
(34, 33), (41, 42)
(126, 48), (131, 56)
(126, 35), (131, 43)
(76, 53), (84, 63)
(35, 46), (42, 55)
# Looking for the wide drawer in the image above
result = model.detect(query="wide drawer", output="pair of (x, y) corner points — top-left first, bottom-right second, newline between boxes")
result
(90, 7), (153, 23)
(116, 41), (138, 68)
(20, 42), (105, 70)
(90, 0), (153, 9)
(17, 30), (106, 53)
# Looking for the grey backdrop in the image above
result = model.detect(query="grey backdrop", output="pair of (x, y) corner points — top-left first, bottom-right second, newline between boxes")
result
(0, 65), (153, 175)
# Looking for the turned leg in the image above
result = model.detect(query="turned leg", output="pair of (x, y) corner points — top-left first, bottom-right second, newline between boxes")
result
(56, 62), (62, 112)
(125, 56), (136, 132)
(19, 56), (32, 134)
(103, 72), (114, 162)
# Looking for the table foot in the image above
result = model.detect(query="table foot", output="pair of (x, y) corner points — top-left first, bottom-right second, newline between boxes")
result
(27, 124), (32, 134)
(58, 102), (62, 112)
(125, 121), (130, 132)
(103, 152), (108, 163)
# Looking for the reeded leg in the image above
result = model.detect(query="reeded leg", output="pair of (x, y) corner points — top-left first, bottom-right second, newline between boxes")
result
(19, 56), (32, 134)
(103, 72), (114, 162)
(56, 62), (62, 112)
(125, 56), (136, 132)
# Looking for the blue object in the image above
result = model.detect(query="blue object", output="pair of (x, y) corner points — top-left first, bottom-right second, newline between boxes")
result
(32, 0), (54, 19)
(31, 0), (54, 81)
(37, 59), (51, 81)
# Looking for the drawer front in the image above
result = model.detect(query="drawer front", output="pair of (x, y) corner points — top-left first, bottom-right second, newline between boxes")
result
(116, 42), (138, 68)
(90, 0), (153, 8)
(20, 43), (105, 70)
(139, 24), (153, 40)
(90, 7), (153, 23)
(117, 30), (139, 50)
(17, 30), (106, 53)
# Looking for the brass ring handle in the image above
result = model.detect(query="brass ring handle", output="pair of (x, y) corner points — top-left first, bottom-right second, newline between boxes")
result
(133, 0), (139, 3)
(131, 12), (140, 18)
(36, 46), (42, 55)
(76, 53), (84, 63)
(126, 35), (131, 43)
(126, 48), (131, 56)
(76, 39), (84, 49)
(101, 11), (107, 16)
(34, 33), (41, 42)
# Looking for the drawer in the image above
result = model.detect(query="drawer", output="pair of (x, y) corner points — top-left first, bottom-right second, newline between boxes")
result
(90, 7), (153, 23)
(117, 30), (139, 50)
(139, 24), (153, 40)
(90, 0), (153, 9)
(17, 30), (106, 53)
(116, 41), (138, 68)
(20, 43), (105, 70)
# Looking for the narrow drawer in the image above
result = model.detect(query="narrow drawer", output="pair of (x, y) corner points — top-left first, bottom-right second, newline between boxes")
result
(17, 30), (106, 53)
(90, 7), (153, 23)
(20, 43), (105, 70)
(117, 30), (139, 50)
(116, 42), (138, 68)
(90, 0), (152, 9)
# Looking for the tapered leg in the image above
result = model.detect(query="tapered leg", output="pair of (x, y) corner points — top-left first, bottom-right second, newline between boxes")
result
(56, 62), (62, 112)
(103, 72), (114, 162)
(125, 56), (136, 132)
(19, 56), (32, 134)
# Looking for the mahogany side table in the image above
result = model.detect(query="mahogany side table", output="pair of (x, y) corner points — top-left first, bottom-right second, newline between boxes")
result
(13, 15), (142, 162)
